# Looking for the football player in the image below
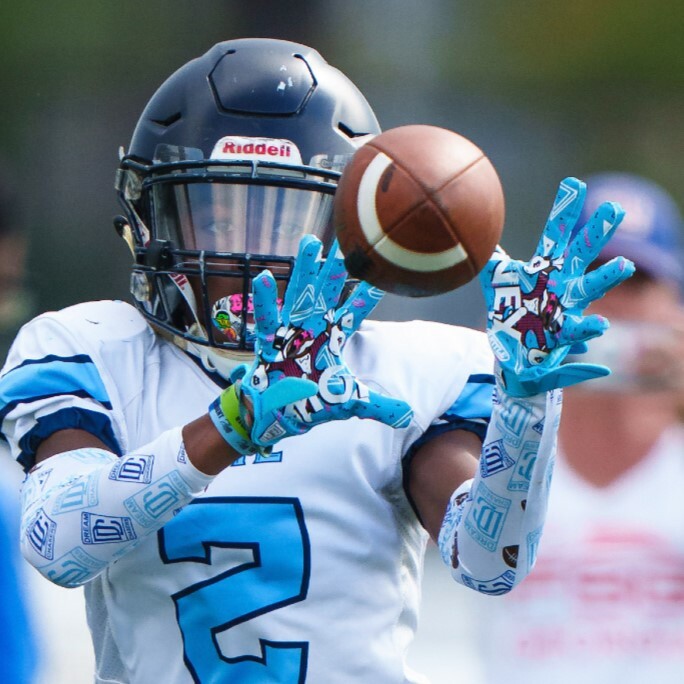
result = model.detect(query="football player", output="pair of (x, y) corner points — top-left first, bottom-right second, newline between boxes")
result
(0, 39), (633, 683)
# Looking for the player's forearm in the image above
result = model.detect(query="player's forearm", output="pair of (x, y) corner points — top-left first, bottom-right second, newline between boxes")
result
(438, 385), (561, 594)
(183, 413), (248, 475)
(20, 427), (214, 587)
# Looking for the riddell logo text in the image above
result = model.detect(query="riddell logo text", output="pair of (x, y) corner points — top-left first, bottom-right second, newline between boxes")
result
(221, 142), (292, 158)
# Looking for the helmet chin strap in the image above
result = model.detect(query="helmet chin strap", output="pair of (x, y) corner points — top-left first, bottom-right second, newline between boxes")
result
(153, 322), (254, 381)
(186, 323), (254, 379)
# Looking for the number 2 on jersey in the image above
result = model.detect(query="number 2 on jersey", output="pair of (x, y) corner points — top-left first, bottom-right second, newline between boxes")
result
(159, 497), (311, 683)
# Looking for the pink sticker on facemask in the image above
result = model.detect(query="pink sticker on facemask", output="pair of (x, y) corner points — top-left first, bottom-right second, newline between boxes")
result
(212, 295), (244, 342)
(211, 293), (283, 343)
(228, 293), (254, 316)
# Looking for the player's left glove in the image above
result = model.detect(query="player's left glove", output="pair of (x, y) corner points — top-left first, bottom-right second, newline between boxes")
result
(209, 236), (413, 454)
(480, 176), (635, 397)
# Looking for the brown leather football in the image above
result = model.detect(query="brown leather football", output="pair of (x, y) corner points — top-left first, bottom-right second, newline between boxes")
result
(333, 124), (505, 297)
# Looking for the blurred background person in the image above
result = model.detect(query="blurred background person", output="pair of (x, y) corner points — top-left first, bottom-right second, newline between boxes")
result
(0, 175), (38, 683)
(472, 173), (684, 684)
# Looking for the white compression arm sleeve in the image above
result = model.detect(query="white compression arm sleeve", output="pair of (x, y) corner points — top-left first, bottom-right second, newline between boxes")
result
(437, 385), (562, 594)
(20, 427), (214, 587)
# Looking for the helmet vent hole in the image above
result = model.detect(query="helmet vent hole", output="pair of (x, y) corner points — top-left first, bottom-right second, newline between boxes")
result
(151, 111), (182, 128)
(338, 121), (369, 139)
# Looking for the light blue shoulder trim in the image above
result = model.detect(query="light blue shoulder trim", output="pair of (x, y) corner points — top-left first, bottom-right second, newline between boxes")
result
(443, 373), (494, 422)
(0, 354), (112, 423)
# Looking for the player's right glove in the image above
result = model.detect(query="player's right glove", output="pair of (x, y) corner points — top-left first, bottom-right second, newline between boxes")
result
(209, 235), (413, 455)
(479, 176), (636, 397)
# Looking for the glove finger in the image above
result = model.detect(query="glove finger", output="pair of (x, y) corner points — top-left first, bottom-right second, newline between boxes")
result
(564, 202), (625, 276)
(345, 388), (414, 429)
(561, 256), (635, 309)
(315, 240), (349, 313)
(258, 377), (319, 414)
(478, 245), (510, 284)
(252, 270), (281, 353)
(568, 341), (589, 355)
(556, 313), (609, 348)
(335, 280), (385, 336)
(282, 235), (324, 326)
(229, 363), (249, 383)
(534, 177), (586, 260)
(478, 246), (525, 309)
(504, 361), (610, 397)
(544, 361), (610, 390)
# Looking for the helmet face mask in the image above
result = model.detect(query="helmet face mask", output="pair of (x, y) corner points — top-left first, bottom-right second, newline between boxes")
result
(143, 154), (339, 256)
(115, 38), (380, 367)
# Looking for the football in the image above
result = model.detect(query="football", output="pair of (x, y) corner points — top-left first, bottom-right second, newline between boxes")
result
(333, 124), (505, 297)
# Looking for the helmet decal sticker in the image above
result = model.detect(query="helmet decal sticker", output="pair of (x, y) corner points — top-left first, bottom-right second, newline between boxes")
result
(211, 293), (283, 345)
(211, 137), (303, 165)
(212, 294), (245, 342)
(169, 272), (198, 311)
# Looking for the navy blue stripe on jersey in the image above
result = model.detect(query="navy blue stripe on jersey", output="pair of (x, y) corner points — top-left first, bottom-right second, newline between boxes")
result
(441, 373), (495, 422)
(17, 407), (122, 472)
(406, 416), (489, 460)
(0, 354), (112, 423)
(403, 373), (494, 474)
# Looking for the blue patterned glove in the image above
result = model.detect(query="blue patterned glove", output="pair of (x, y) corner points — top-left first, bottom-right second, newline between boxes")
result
(480, 176), (636, 397)
(210, 236), (413, 453)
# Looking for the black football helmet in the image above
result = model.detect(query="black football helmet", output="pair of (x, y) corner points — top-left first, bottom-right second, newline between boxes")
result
(115, 38), (380, 376)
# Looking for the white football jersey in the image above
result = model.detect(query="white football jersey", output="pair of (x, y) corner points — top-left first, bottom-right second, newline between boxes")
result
(1, 300), (495, 684)
(473, 426), (684, 684)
